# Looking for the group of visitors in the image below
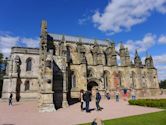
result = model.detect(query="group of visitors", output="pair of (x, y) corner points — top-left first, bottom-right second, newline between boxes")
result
(114, 88), (136, 102)
(80, 88), (102, 113)
(79, 88), (136, 112)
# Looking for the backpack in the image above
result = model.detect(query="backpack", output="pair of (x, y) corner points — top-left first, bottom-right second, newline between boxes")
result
(83, 93), (86, 101)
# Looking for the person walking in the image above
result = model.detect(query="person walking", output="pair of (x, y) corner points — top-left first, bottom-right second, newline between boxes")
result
(123, 88), (128, 101)
(105, 89), (110, 100)
(115, 90), (119, 102)
(80, 89), (84, 111)
(131, 89), (136, 100)
(84, 90), (91, 113)
(9, 92), (13, 106)
(96, 89), (102, 111)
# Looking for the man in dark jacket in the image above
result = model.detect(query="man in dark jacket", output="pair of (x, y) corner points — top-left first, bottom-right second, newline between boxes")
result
(84, 90), (92, 112)
(96, 89), (101, 111)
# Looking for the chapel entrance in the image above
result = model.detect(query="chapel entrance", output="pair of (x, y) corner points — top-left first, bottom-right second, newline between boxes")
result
(87, 81), (98, 91)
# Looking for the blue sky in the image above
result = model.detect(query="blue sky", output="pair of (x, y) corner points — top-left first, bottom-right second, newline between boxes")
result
(0, 0), (166, 80)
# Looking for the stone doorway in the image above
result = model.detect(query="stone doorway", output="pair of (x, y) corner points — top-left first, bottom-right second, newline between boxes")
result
(87, 81), (98, 98)
(53, 61), (63, 110)
(87, 81), (98, 91)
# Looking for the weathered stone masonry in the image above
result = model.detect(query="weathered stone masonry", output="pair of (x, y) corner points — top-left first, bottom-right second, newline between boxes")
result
(2, 20), (160, 111)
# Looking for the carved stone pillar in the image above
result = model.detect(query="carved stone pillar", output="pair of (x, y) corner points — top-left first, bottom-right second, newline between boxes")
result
(62, 58), (68, 108)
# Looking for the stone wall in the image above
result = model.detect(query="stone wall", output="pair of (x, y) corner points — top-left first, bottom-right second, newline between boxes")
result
(2, 47), (39, 99)
(2, 35), (160, 100)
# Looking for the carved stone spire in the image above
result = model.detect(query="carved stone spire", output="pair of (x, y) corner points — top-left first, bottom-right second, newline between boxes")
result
(79, 37), (82, 43)
(134, 49), (142, 67)
(119, 42), (126, 66)
(41, 20), (47, 36)
(135, 49), (139, 58)
(59, 35), (66, 56)
(145, 54), (154, 68)
(120, 42), (125, 50)
(125, 48), (130, 66)
(39, 20), (48, 90)
(62, 35), (65, 42)
(125, 48), (129, 56)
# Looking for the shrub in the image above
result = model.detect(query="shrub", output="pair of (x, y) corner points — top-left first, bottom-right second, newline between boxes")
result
(128, 99), (166, 108)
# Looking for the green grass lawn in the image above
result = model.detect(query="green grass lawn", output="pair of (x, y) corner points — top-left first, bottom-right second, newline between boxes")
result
(81, 110), (166, 125)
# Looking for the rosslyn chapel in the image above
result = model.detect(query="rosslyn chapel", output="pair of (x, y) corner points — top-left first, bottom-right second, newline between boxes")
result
(2, 20), (160, 111)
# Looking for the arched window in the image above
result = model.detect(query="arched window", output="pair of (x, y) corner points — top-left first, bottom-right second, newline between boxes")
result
(104, 52), (108, 65)
(87, 69), (94, 77)
(26, 58), (32, 71)
(71, 71), (76, 88)
(112, 72), (121, 88)
(24, 80), (30, 91)
(66, 46), (73, 63)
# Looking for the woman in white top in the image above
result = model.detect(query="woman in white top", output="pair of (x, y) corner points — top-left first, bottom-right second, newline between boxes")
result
(80, 89), (84, 111)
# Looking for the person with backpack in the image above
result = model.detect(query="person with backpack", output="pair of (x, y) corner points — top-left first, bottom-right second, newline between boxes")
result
(84, 90), (92, 112)
(96, 89), (102, 111)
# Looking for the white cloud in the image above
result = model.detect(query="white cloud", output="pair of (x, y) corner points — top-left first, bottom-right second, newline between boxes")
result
(0, 34), (39, 57)
(78, 18), (89, 25)
(156, 65), (166, 80)
(126, 33), (156, 53)
(0, 35), (19, 57)
(153, 54), (166, 65)
(115, 33), (156, 53)
(158, 35), (166, 44)
(19, 38), (39, 48)
(114, 34), (166, 80)
(92, 0), (166, 33)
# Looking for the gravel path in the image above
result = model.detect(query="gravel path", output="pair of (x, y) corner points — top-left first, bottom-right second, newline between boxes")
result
(0, 96), (165, 125)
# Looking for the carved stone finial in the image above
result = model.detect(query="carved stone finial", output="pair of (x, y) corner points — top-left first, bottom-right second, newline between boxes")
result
(135, 49), (139, 57)
(125, 48), (129, 56)
(120, 42), (124, 49)
(105, 39), (110, 46)
(41, 20), (47, 35)
(62, 35), (65, 42)
(79, 37), (82, 43)
(94, 39), (98, 45)
(77, 37), (83, 46)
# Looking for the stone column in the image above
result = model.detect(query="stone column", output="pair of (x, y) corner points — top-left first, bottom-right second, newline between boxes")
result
(39, 51), (55, 112)
(62, 58), (68, 108)
(39, 90), (55, 112)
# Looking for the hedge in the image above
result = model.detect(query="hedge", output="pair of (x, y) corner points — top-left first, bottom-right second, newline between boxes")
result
(128, 99), (166, 108)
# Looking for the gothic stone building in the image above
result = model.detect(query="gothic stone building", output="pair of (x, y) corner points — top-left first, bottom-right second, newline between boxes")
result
(2, 20), (160, 111)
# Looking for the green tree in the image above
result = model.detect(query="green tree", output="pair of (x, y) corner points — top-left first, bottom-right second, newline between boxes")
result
(159, 80), (166, 89)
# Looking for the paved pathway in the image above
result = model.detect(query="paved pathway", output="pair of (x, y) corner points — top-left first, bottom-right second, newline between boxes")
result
(0, 96), (165, 125)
